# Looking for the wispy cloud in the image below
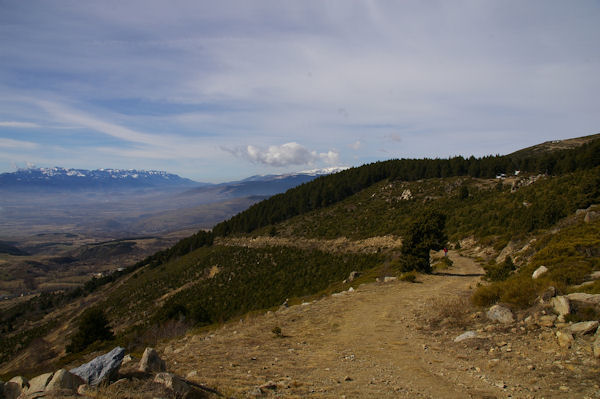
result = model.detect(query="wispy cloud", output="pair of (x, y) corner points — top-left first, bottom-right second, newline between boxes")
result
(34, 100), (171, 148)
(0, 138), (39, 149)
(224, 142), (339, 167)
(0, 121), (40, 128)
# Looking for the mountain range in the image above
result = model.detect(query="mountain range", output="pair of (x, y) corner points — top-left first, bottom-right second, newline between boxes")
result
(0, 166), (347, 194)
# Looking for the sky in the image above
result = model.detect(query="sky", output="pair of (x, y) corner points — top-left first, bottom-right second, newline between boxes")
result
(0, 1), (599, 182)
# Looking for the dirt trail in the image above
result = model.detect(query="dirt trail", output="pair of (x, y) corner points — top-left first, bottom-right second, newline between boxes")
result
(161, 252), (600, 398)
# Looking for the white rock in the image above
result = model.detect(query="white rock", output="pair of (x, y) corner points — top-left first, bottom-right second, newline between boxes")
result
(556, 330), (574, 348)
(139, 347), (166, 373)
(569, 321), (599, 336)
(532, 265), (548, 279)
(487, 305), (514, 324)
(551, 296), (570, 316)
(566, 293), (600, 305)
(348, 287), (355, 293)
(46, 369), (85, 392)
(454, 331), (478, 342)
(154, 373), (190, 396)
(383, 276), (397, 282)
(25, 372), (53, 394)
(537, 315), (557, 327)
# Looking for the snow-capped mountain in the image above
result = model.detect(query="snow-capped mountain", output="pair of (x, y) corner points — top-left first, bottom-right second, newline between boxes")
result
(239, 166), (349, 182)
(0, 167), (200, 190)
(182, 166), (349, 198)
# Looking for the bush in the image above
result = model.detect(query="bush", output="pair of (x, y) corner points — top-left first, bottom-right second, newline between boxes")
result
(483, 256), (516, 282)
(66, 307), (114, 353)
(471, 283), (502, 307)
(399, 271), (417, 283)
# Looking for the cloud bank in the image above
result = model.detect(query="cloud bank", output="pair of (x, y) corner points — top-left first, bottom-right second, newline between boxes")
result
(225, 142), (339, 167)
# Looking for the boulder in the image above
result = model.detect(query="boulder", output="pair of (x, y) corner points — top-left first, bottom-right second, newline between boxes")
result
(383, 276), (397, 283)
(122, 354), (135, 364)
(487, 304), (514, 324)
(25, 372), (53, 394)
(569, 321), (599, 336)
(454, 331), (477, 343)
(139, 347), (166, 373)
(565, 293), (600, 306)
(537, 315), (557, 328)
(532, 265), (548, 279)
(4, 376), (28, 399)
(584, 210), (599, 223)
(70, 346), (125, 386)
(556, 330), (574, 349)
(590, 271), (600, 280)
(551, 296), (570, 316)
(45, 369), (85, 392)
(153, 372), (190, 396)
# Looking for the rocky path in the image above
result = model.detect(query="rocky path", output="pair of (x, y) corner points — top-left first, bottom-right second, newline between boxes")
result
(161, 252), (600, 398)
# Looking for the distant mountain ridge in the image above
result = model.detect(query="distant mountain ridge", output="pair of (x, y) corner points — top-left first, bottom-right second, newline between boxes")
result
(181, 166), (349, 199)
(0, 167), (200, 190)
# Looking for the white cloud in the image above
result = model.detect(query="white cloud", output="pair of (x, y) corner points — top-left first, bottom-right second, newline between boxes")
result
(225, 142), (339, 167)
(0, 121), (40, 128)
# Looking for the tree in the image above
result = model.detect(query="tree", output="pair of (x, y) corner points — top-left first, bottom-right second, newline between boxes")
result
(399, 209), (447, 273)
(66, 307), (114, 353)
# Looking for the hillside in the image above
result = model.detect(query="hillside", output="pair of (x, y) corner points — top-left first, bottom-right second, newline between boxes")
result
(1, 134), (599, 396)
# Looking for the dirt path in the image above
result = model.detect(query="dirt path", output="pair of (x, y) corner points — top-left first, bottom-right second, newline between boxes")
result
(160, 252), (600, 398)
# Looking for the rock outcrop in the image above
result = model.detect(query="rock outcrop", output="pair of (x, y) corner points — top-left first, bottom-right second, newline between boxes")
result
(532, 265), (548, 279)
(70, 346), (125, 386)
(569, 321), (599, 336)
(551, 296), (570, 316)
(3, 376), (28, 399)
(154, 372), (191, 396)
(139, 347), (166, 373)
(46, 369), (85, 392)
(24, 372), (53, 395)
(487, 304), (514, 324)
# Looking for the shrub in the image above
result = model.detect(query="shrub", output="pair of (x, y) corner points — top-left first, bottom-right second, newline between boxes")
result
(272, 326), (283, 338)
(471, 283), (502, 307)
(66, 307), (114, 353)
(483, 256), (516, 282)
(399, 271), (417, 283)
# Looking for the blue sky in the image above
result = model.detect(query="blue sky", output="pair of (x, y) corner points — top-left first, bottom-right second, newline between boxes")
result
(1, 1), (599, 182)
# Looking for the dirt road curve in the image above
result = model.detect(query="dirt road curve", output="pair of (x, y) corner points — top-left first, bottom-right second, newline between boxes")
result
(162, 252), (600, 398)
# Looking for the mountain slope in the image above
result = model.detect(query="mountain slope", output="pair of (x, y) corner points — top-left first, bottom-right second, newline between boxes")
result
(1, 134), (599, 381)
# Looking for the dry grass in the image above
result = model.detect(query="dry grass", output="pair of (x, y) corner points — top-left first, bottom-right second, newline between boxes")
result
(426, 294), (474, 330)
